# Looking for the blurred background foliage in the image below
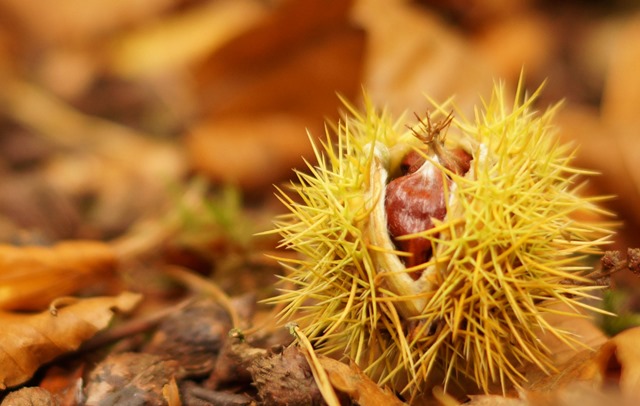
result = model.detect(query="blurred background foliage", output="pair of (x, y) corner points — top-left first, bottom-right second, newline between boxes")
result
(0, 0), (639, 275)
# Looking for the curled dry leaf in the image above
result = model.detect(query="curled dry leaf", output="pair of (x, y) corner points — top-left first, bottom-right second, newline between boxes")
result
(0, 291), (142, 390)
(593, 326), (640, 400)
(162, 377), (182, 406)
(523, 327), (640, 405)
(318, 357), (405, 406)
(0, 241), (117, 311)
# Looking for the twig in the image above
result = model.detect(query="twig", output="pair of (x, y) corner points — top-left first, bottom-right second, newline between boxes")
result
(79, 297), (194, 353)
(164, 265), (241, 329)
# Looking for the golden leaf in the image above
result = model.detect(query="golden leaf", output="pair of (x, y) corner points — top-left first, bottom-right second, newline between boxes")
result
(319, 357), (405, 406)
(0, 241), (117, 311)
(0, 292), (141, 390)
(593, 326), (640, 400)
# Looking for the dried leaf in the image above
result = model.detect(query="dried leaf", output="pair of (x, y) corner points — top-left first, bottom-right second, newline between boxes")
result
(0, 241), (117, 311)
(466, 394), (527, 405)
(38, 365), (84, 405)
(186, 0), (364, 191)
(193, 0), (360, 118)
(523, 327), (640, 405)
(593, 326), (640, 400)
(600, 14), (640, 245)
(418, 0), (532, 28)
(163, 377), (182, 406)
(0, 0), (179, 45)
(186, 115), (313, 190)
(318, 357), (405, 406)
(108, 0), (268, 78)
(0, 291), (142, 389)
(555, 105), (640, 247)
(352, 0), (493, 117)
(602, 14), (640, 127)
(472, 12), (555, 83)
(536, 303), (608, 366)
(517, 304), (607, 402)
(525, 348), (602, 394)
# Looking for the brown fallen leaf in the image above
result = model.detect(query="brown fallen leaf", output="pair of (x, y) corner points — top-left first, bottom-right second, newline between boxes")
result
(472, 11), (555, 85)
(600, 14), (640, 240)
(601, 13), (640, 128)
(0, 241), (118, 311)
(465, 394), (527, 405)
(536, 303), (608, 366)
(521, 304), (609, 400)
(186, 114), (315, 191)
(525, 347), (603, 396)
(555, 106), (640, 249)
(592, 326), (640, 400)
(553, 15), (640, 248)
(0, 291), (142, 390)
(352, 0), (493, 117)
(186, 0), (364, 191)
(107, 0), (269, 79)
(318, 357), (405, 406)
(0, 0), (179, 46)
(193, 0), (361, 118)
(522, 326), (640, 405)
(162, 377), (182, 406)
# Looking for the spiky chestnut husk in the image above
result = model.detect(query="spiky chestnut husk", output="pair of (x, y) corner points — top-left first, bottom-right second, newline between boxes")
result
(267, 81), (615, 397)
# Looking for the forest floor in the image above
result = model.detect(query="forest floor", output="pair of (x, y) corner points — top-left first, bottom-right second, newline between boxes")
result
(1, 0), (640, 405)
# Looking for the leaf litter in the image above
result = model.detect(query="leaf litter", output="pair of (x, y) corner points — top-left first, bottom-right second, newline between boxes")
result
(0, 0), (640, 405)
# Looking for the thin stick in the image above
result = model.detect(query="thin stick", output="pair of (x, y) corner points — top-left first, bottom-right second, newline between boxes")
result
(80, 297), (193, 353)
(164, 265), (241, 329)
